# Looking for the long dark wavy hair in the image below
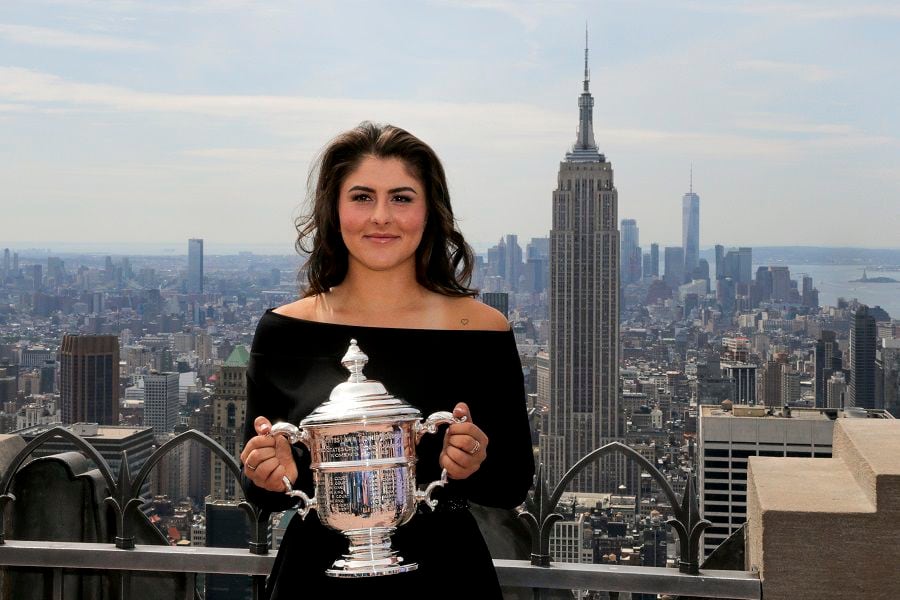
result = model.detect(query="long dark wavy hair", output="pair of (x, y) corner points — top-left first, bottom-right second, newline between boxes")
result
(295, 122), (476, 298)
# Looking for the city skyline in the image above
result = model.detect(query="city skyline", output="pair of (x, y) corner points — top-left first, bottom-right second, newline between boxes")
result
(2, 1), (899, 251)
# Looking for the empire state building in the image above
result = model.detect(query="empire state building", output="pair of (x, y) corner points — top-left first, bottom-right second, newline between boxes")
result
(540, 33), (622, 493)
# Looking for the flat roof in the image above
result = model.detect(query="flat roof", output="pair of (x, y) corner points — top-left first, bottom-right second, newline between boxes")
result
(700, 405), (894, 420)
(15, 424), (153, 439)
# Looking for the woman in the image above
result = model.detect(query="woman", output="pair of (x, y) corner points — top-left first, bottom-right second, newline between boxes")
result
(239, 122), (534, 598)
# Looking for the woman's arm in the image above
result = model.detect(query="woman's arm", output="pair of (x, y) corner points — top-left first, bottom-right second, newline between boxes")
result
(453, 333), (535, 508)
(239, 356), (307, 513)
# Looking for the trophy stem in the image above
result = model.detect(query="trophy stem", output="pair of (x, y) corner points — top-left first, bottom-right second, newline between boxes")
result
(326, 527), (418, 578)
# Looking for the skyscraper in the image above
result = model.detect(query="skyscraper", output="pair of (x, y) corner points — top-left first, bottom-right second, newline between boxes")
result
(714, 245), (724, 280)
(649, 243), (659, 279)
(682, 177), (700, 278)
(480, 292), (510, 318)
(849, 305), (877, 409)
(720, 247), (752, 285)
(144, 371), (180, 439)
(210, 346), (249, 501)
(620, 219), (641, 285)
(815, 331), (843, 408)
(769, 266), (792, 302)
(542, 31), (621, 493)
(504, 234), (523, 291)
(188, 238), (204, 294)
(663, 247), (685, 290)
(60, 334), (120, 425)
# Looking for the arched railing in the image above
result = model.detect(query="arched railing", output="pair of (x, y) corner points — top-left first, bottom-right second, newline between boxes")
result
(0, 426), (270, 554)
(517, 442), (710, 574)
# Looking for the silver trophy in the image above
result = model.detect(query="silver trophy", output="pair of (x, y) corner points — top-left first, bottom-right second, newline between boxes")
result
(268, 339), (464, 578)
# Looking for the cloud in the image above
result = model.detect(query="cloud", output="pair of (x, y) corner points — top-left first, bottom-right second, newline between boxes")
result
(34, 0), (286, 15)
(733, 114), (856, 135)
(736, 59), (836, 83)
(2, 67), (894, 168)
(0, 23), (155, 51)
(431, 0), (568, 30)
(684, 1), (900, 20)
(0, 66), (571, 140)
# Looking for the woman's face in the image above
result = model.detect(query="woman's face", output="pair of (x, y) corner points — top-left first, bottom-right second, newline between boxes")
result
(337, 155), (428, 276)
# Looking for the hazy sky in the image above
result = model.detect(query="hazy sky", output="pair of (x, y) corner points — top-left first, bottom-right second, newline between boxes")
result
(2, 0), (898, 254)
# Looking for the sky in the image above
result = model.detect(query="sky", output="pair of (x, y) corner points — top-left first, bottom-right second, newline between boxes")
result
(1, 0), (898, 254)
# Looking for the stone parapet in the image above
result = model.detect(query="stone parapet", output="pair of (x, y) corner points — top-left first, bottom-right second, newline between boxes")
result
(746, 418), (900, 599)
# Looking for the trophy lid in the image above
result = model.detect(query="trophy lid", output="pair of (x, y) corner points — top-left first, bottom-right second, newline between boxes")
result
(300, 339), (421, 426)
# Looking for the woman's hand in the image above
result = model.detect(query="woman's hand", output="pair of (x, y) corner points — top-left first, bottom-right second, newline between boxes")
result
(440, 402), (489, 480)
(239, 416), (299, 492)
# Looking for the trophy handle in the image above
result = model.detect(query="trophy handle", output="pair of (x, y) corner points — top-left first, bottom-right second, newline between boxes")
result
(412, 411), (466, 512)
(414, 411), (467, 444)
(415, 468), (449, 511)
(269, 422), (310, 447)
(281, 476), (317, 519)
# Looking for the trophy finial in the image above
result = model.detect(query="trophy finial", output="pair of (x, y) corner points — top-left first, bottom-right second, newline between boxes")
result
(341, 339), (368, 383)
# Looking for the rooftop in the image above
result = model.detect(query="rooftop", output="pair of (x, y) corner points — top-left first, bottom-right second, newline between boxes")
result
(701, 405), (896, 421)
(223, 344), (249, 367)
(15, 422), (152, 440)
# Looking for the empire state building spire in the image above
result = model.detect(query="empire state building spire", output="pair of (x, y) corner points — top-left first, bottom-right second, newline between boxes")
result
(566, 24), (604, 163)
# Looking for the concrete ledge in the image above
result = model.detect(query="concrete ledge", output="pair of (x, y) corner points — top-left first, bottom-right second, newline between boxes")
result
(833, 419), (900, 513)
(747, 419), (900, 600)
(748, 457), (874, 515)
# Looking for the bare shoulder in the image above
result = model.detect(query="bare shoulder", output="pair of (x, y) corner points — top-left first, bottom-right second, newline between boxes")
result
(445, 296), (510, 331)
(272, 296), (320, 321)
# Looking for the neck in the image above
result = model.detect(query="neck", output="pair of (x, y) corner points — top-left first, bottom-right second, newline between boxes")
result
(329, 261), (429, 315)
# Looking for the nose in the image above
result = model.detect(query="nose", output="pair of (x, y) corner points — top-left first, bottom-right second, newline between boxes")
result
(370, 197), (392, 225)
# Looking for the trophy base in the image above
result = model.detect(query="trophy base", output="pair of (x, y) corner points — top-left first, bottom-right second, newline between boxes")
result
(326, 527), (417, 578)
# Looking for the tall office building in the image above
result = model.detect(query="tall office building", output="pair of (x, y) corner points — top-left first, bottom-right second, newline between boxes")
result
(663, 247), (685, 290)
(481, 292), (510, 318)
(542, 32), (622, 493)
(815, 331), (843, 408)
(2, 248), (9, 278)
(620, 219), (641, 285)
(504, 234), (523, 291)
(714, 245), (725, 280)
(721, 362), (757, 404)
(682, 182), (700, 278)
(827, 372), (848, 408)
(144, 371), (180, 439)
(769, 266), (792, 302)
(848, 305), (877, 409)
(755, 266), (773, 303)
(59, 334), (120, 425)
(737, 248), (752, 284)
(489, 238), (506, 275)
(649, 243), (659, 279)
(210, 346), (249, 501)
(188, 238), (204, 294)
(720, 247), (752, 285)
(877, 342), (900, 417)
(800, 275), (818, 308)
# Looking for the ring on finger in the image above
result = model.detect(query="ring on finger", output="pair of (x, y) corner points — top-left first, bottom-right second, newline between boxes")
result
(469, 440), (481, 455)
(246, 463), (257, 472)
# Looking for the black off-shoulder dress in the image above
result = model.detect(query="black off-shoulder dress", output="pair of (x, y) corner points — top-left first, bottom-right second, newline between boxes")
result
(242, 309), (535, 599)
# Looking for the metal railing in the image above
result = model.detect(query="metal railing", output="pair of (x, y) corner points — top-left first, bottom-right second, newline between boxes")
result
(0, 541), (760, 599)
(0, 427), (761, 599)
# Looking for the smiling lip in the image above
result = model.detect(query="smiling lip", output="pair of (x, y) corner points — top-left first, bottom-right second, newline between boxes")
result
(364, 234), (400, 243)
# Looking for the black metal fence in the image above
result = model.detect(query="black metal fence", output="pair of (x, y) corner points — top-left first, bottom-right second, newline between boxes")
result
(0, 427), (759, 600)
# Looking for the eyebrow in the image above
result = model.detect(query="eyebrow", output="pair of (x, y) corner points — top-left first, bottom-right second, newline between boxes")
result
(347, 185), (418, 195)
